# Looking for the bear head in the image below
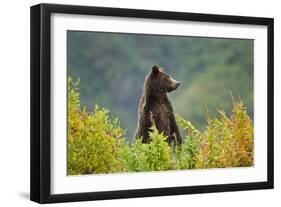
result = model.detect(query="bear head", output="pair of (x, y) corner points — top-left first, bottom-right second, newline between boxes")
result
(145, 65), (180, 95)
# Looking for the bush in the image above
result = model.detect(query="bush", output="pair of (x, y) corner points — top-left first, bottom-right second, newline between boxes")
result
(68, 77), (254, 175)
(123, 126), (174, 172)
(175, 98), (254, 169)
(68, 77), (129, 175)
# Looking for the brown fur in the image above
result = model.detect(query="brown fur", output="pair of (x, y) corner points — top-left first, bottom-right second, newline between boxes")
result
(135, 65), (183, 145)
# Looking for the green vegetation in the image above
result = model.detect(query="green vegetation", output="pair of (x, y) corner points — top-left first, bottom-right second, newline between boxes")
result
(68, 78), (254, 175)
(67, 32), (253, 141)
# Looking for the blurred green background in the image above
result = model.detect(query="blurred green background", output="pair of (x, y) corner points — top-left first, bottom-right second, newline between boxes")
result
(67, 31), (253, 142)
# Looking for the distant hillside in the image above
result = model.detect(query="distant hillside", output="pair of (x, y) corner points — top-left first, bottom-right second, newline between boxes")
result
(67, 31), (253, 141)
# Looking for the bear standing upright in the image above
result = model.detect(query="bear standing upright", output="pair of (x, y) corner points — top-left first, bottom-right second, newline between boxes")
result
(135, 65), (183, 145)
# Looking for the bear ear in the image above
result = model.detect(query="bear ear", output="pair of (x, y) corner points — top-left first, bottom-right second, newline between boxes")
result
(152, 65), (159, 74)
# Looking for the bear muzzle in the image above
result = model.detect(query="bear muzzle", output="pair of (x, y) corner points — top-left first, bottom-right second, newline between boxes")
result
(167, 81), (180, 92)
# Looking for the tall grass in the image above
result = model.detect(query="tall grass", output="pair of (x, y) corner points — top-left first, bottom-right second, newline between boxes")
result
(67, 77), (254, 175)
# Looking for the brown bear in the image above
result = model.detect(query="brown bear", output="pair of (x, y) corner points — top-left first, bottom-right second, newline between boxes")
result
(135, 65), (183, 145)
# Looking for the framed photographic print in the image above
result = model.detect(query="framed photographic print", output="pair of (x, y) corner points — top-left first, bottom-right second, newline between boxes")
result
(30, 3), (274, 203)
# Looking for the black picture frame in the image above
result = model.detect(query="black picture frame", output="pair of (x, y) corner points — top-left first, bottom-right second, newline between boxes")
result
(30, 3), (274, 204)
